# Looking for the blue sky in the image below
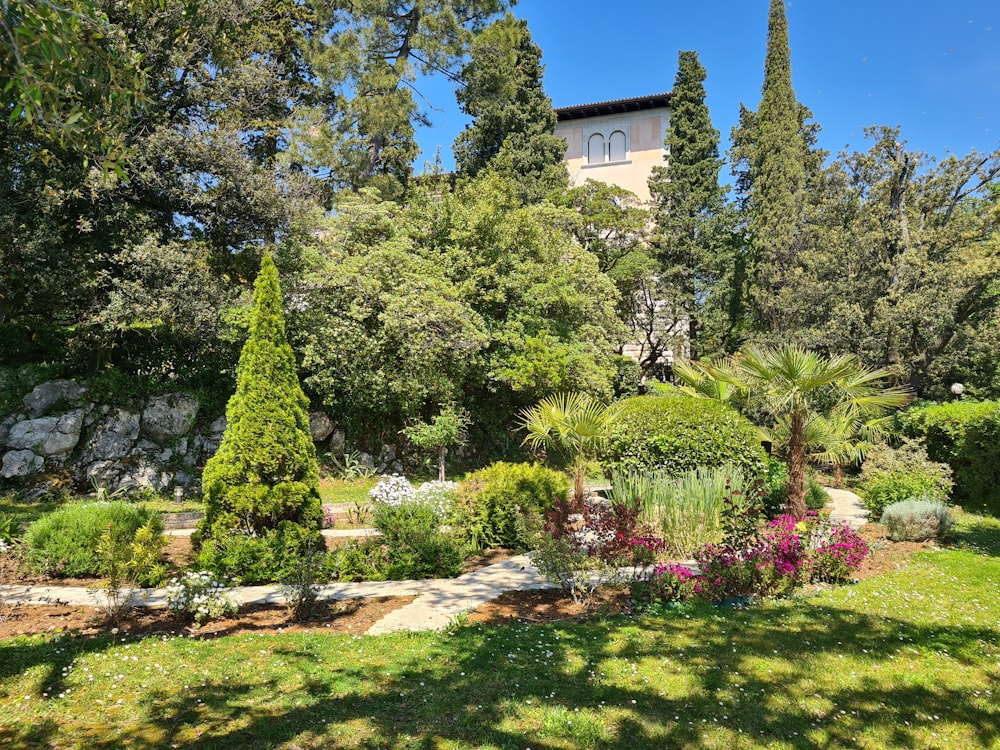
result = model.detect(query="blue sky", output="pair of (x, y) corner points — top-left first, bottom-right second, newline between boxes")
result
(414, 0), (1000, 176)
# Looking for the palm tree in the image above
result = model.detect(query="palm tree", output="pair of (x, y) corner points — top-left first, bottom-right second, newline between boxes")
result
(517, 392), (619, 503)
(676, 344), (911, 517)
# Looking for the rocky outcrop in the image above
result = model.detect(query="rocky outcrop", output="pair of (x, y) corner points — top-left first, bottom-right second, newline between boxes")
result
(141, 393), (199, 443)
(2, 449), (44, 478)
(6, 410), (85, 456)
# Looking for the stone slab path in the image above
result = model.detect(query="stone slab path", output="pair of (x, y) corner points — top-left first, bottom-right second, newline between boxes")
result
(3, 489), (869, 635)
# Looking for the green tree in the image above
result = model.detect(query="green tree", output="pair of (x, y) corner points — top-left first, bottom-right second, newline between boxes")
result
(518, 392), (618, 503)
(198, 253), (322, 547)
(678, 344), (911, 517)
(806, 129), (1000, 395)
(648, 50), (728, 358)
(453, 13), (567, 204)
(403, 403), (470, 481)
(294, 0), (508, 198)
(730, 0), (823, 337)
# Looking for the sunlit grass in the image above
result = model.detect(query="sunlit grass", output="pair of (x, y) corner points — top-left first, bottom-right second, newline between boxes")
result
(2, 514), (998, 749)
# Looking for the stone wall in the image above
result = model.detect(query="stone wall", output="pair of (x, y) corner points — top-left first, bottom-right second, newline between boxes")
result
(0, 379), (405, 494)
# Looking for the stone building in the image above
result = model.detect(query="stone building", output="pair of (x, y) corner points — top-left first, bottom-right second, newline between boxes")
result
(555, 92), (687, 376)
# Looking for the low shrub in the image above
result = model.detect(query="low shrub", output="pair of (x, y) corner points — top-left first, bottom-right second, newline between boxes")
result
(455, 462), (568, 550)
(371, 501), (465, 580)
(808, 523), (869, 582)
(858, 440), (952, 517)
(599, 394), (767, 479)
(195, 522), (324, 584)
(23, 501), (163, 578)
(805, 478), (830, 511)
(165, 571), (238, 626)
(368, 476), (459, 520)
(761, 457), (789, 518)
(898, 400), (1000, 515)
(880, 498), (954, 542)
(610, 466), (760, 558)
(630, 563), (699, 606)
(530, 534), (620, 606)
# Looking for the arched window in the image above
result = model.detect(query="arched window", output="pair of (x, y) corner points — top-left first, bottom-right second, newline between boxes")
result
(609, 130), (627, 162)
(587, 133), (605, 164)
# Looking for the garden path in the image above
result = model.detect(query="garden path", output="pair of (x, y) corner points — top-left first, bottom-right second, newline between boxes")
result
(1, 489), (868, 634)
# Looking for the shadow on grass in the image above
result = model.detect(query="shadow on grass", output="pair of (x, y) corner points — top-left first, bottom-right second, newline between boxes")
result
(3, 597), (996, 750)
(952, 512), (1000, 557)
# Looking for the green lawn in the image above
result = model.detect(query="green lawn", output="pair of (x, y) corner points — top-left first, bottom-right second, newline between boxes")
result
(1, 514), (998, 749)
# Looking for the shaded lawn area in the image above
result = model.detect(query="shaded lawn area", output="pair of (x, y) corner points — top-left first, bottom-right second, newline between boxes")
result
(1, 515), (998, 749)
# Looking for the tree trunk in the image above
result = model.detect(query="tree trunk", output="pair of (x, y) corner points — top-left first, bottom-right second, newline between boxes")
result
(437, 445), (447, 482)
(786, 414), (807, 518)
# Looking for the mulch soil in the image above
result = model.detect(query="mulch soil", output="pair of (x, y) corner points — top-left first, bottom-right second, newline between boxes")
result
(0, 524), (933, 640)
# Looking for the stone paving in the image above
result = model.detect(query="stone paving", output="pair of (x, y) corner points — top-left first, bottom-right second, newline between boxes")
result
(1, 488), (869, 635)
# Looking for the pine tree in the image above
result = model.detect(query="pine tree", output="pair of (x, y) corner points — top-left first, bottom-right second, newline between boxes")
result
(648, 50), (727, 358)
(198, 252), (322, 547)
(731, 0), (816, 336)
(453, 13), (567, 204)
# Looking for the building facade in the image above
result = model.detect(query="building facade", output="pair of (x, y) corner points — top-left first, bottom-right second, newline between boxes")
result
(554, 92), (672, 204)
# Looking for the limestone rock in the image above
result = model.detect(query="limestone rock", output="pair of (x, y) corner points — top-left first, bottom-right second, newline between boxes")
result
(82, 409), (140, 462)
(309, 411), (334, 442)
(2, 449), (44, 478)
(328, 429), (346, 456)
(140, 393), (199, 443)
(6, 410), (85, 456)
(22, 379), (88, 418)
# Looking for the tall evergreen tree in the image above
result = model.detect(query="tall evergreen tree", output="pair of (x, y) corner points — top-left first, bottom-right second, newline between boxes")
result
(198, 252), (322, 547)
(453, 13), (567, 204)
(648, 50), (728, 358)
(730, 0), (816, 336)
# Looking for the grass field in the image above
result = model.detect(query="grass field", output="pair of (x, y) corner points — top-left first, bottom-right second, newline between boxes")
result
(1, 513), (998, 749)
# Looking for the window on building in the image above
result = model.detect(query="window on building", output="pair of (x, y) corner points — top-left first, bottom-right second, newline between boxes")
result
(609, 130), (627, 162)
(587, 133), (605, 165)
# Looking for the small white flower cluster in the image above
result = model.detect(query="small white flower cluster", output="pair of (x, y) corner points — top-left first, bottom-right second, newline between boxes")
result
(413, 480), (460, 518)
(369, 476), (459, 518)
(165, 571), (238, 626)
(0, 538), (8, 554)
(368, 474), (416, 507)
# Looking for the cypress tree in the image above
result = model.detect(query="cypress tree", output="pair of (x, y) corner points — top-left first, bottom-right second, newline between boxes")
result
(648, 50), (726, 358)
(453, 13), (568, 203)
(198, 252), (322, 549)
(732, 0), (813, 335)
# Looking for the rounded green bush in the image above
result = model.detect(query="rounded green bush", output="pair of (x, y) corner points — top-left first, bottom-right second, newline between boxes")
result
(599, 395), (767, 479)
(880, 498), (954, 541)
(24, 501), (162, 578)
(898, 400), (1000, 515)
(858, 441), (952, 518)
(456, 462), (569, 550)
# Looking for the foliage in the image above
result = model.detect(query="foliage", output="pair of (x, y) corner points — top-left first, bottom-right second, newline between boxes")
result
(529, 534), (620, 607)
(609, 466), (757, 558)
(195, 522), (321, 585)
(807, 523), (870, 583)
(542, 494), (640, 563)
(453, 13), (567, 203)
(198, 253), (323, 566)
(729, 0), (823, 336)
(858, 441), (953, 517)
(880, 499), (954, 542)
(897, 400), (1000, 515)
(403, 403), (470, 481)
(678, 344), (911, 517)
(165, 571), (238, 627)
(280, 551), (325, 621)
(368, 475), (416, 507)
(0, 513), (20, 547)
(326, 451), (376, 481)
(518, 392), (618, 502)
(23, 501), (162, 578)
(694, 515), (811, 600)
(455, 462), (568, 550)
(91, 519), (167, 623)
(805, 478), (829, 511)
(630, 563), (699, 607)
(648, 50), (730, 359)
(370, 501), (465, 580)
(600, 394), (766, 480)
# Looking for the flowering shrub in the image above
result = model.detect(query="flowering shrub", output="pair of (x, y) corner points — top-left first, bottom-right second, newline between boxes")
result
(368, 475), (416, 507)
(694, 515), (809, 600)
(627, 535), (668, 566)
(413, 480), (459, 519)
(809, 523), (869, 582)
(544, 495), (640, 561)
(165, 571), (238, 626)
(322, 505), (337, 529)
(631, 563), (698, 606)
